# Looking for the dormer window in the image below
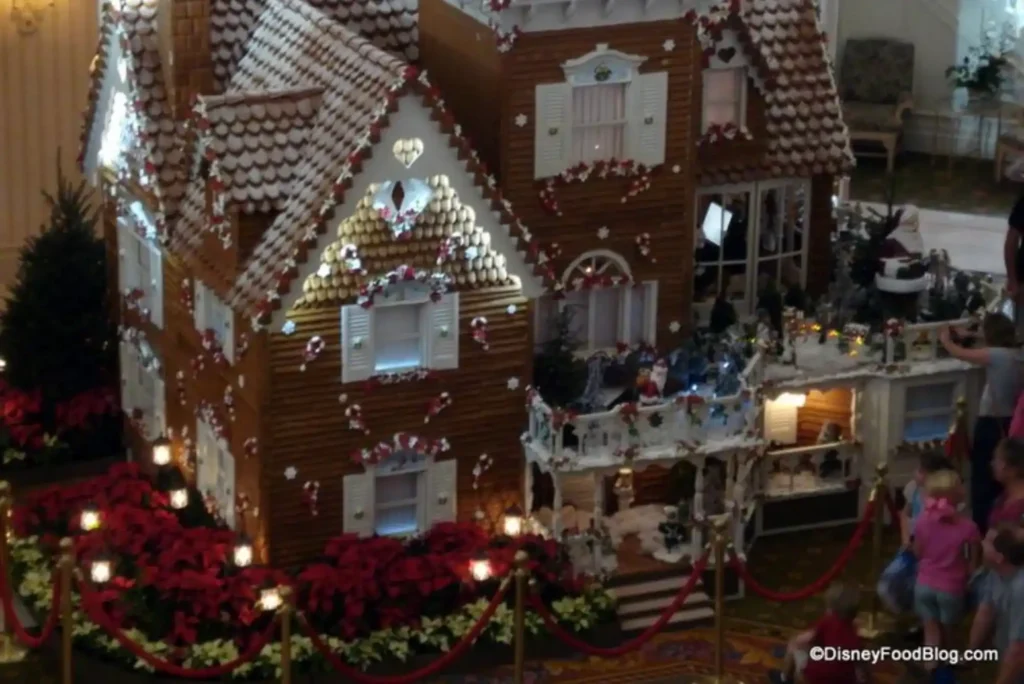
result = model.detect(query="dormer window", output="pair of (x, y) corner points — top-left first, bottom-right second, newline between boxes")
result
(534, 44), (668, 178)
(702, 68), (747, 131)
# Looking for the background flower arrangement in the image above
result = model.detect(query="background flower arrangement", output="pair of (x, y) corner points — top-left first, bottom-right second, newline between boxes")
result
(946, 20), (1017, 95)
(11, 464), (616, 678)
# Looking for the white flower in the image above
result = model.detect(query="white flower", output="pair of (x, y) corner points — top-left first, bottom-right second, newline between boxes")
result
(669, 320), (681, 333)
(507, 377), (520, 390)
(506, 304), (517, 315)
(596, 226), (610, 240)
(282, 320), (296, 335)
(284, 466), (297, 480)
(663, 39), (676, 52)
(514, 113), (528, 127)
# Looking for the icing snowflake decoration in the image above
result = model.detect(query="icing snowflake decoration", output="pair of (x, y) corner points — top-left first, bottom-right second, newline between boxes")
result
(597, 226), (610, 240)
(282, 320), (296, 335)
(669, 320), (682, 333)
(514, 113), (528, 127)
(284, 466), (298, 480)
(507, 377), (520, 391)
(663, 39), (676, 52)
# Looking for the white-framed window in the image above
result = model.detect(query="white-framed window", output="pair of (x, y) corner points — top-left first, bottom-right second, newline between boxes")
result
(702, 68), (747, 131)
(342, 452), (457, 538)
(194, 280), (235, 362)
(117, 201), (164, 328)
(98, 54), (130, 170)
(118, 340), (166, 440)
(340, 288), (459, 384)
(693, 180), (809, 317)
(903, 382), (957, 443)
(534, 251), (657, 353)
(196, 417), (236, 529)
(534, 44), (669, 178)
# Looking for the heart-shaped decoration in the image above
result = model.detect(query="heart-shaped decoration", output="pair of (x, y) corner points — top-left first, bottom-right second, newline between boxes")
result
(717, 47), (737, 63)
(392, 138), (424, 168)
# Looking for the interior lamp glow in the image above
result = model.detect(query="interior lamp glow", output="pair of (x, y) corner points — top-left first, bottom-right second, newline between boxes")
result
(775, 392), (807, 408)
(469, 553), (493, 582)
(151, 434), (172, 467)
(233, 536), (254, 568)
(169, 487), (189, 510)
(503, 504), (524, 536)
(259, 588), (282, 612)
(80, 505), (101, 532)
(0, 358), (7, 372)
(90, 558), (112, 584)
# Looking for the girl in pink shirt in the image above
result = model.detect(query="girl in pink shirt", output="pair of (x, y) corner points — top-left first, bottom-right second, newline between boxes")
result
(913, 470), (981, 658)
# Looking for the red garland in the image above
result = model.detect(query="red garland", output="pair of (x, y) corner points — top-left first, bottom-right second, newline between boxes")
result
(424, 392), (453, 424)
(302, 481), (320, 517)
(365, 368), (435, 390)
(200, 329), (227, 366)
(470, 317), (489, 350)
(567, 272), (633, 292)
(300, 336), (326, 371)
(350, 432), (451, 466)
(698, 123), (753, 146)
(196, 401), (229, 445)
(616, 403), (640, 426)
(537, 160), (657, 216)
(236, 333), (250, 359)
(884, 318), (904, 338)
(344, 404), (369, 434)
(356, 265), (451, 309)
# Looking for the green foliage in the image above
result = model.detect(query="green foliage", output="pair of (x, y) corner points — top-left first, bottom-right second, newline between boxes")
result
(0, 162), (116, 407)
(532, 306), (587, 408)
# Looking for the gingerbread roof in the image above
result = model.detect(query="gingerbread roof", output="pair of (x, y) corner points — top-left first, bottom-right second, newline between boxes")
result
(210, 0), (419, 92)
(696, 0), (853, 183)
(78, 7), (117, 173)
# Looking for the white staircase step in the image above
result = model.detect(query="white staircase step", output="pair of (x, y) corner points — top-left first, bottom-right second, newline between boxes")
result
(619, 605), (715, 632)
(610, 575), (701, 600)
(616, 590), (711, 617)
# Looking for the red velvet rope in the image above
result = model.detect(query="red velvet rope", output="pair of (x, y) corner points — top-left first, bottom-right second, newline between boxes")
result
(298, 580), (510, 684)
(76, 577), (279, 679)
(728, 499), (875, 602)
(526, 550), (710, 657)
(0, 548), (61, 648)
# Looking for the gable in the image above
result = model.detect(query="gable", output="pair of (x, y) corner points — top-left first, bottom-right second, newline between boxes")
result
(83, 23), (132, 181)
(272, 92), (545, 329)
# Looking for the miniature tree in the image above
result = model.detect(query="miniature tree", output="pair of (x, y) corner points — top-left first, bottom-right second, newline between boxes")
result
(532, 307), (588, 408)
(0, 164), (116, 407)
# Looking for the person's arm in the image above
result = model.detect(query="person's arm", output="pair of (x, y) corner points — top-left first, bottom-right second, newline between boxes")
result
(939, 326), (991, 365)
(1006, 225), (1021, 293)
(968, 602), (996, 650)
(996, 642), (1024, 684)
(900, 508), (913, 547)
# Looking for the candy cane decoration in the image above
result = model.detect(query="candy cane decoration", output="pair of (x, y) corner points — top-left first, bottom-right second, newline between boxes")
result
(424, 391), (453, 424)
(470, 317), (489, 350)
(235, 493), (251, 519)
(303, 481), (320, 517)
(472, 453), (494, 491)
(301, 336), (326, 371)
(243, 437), (258, 459)
(345, 404), (369, 434)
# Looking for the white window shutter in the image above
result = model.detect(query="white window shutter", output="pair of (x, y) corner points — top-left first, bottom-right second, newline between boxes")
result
(118, 341), (132, 414)
(534, 83), (570, 179)
(428, 293), (459, 370)
(764, 400), (798, 445)
(343, 473), (375, 537)
(629, 71), (669, 166)
(194, 280), (207, 332)
(220, 449), (236, 529)
(341, 305), (374, 383)
(644, 282), (658, 345)
(116, 223), (131, 295)
(152, 374), (166, 438)
(221, 305), (235, 362)
(428, 458), (458, 525)
(149, 246), (164, 329)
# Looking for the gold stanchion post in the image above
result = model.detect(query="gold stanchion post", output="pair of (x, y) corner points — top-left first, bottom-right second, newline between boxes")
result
(682, 517), (745, 684)
(0, 481), (26, 665)
(858, 463), (894, 640)
(512, 550), (528, 684)
(60, 537), (74, 684)
(279, 586), (292, 684)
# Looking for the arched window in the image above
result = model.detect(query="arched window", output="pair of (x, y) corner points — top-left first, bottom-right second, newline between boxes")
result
(534, 250), (656, 353)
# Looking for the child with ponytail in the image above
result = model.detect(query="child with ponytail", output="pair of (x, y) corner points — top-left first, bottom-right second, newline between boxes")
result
(913, 470), (981, 668)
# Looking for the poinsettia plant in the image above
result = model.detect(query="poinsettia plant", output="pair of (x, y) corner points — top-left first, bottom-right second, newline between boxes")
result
(11, 463), (614, 673)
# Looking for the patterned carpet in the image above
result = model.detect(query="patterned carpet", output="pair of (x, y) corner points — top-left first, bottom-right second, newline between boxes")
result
(850, 152), (1020, 216)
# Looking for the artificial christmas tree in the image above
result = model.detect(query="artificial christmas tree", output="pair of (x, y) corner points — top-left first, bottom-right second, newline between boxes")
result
(0, 164), (119, 466)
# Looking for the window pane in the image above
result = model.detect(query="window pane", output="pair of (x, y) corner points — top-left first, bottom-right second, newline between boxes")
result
(758, 188), (782, 257)
(629, 286), (648, 343)
(374, 305), (423, 371)
(591, 289), (620, 349)
(907, 383), (956, 412)
(904, 415), (951, 442)
(571, 84), (626, 163)
(694, 264), (720, 303)
(705, 104), (737, 127)
(564, 291), (589, 346)
(375, 504), (419, 536)
(376, 473), (419, 504)
(705, 70), (740, 104)
(535, 295), (559, 347)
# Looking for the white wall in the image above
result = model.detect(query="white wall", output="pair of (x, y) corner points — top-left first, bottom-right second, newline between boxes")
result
(837, 0), (1017, 158)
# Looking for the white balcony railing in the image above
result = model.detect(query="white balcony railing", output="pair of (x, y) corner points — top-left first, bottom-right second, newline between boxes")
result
(762, 440), (862, 499)
(884, 318), (973, 364)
